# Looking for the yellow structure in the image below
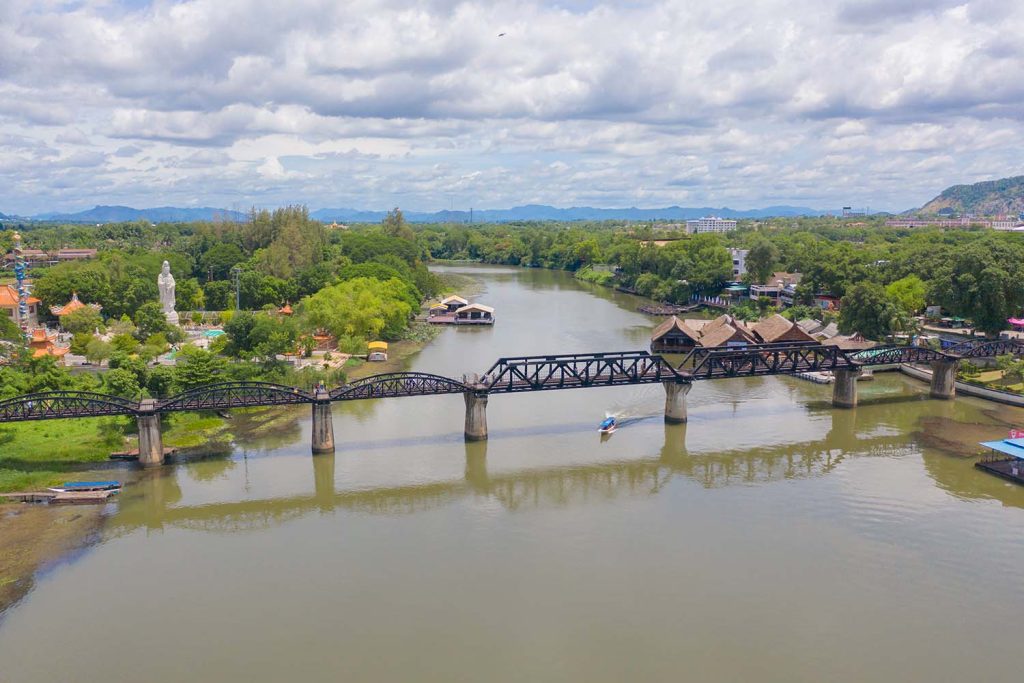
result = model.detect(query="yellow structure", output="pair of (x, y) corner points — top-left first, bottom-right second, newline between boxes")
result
(367, 341), (388, 362)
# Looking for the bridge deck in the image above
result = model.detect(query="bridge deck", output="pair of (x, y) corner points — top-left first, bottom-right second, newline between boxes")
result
(0, 340), (1019, 423)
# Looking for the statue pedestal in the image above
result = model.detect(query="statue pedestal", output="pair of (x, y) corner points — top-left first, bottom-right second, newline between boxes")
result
(165, 310), (180, 326)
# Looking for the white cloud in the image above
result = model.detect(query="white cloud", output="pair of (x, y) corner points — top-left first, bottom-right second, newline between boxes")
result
(0, 0), (1022, 214)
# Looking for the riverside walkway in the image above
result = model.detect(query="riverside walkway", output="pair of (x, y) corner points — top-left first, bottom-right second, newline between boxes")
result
(0, 339), (1020, 464)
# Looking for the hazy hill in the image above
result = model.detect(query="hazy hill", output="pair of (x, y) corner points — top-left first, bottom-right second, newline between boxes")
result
(33, 205), (247, 223)
(311, 204), (824, 223)
(920, 176), (1024, 216)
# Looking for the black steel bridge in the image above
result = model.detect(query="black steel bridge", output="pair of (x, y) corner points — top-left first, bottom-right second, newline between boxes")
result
(0, 338), (1020, 464)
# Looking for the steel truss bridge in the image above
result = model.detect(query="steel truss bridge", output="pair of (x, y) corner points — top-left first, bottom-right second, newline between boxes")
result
(0, 338), (1021, 424)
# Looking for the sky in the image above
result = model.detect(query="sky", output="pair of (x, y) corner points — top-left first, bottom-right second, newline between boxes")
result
(1, 0), (1022, 215)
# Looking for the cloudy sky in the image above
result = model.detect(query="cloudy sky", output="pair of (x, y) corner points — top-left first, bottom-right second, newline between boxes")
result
(1, 0), (1021, 215)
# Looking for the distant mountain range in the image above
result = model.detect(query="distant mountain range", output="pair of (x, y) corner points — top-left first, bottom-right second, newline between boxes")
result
(311, 204), (825, 223)
(919, 175), (1024, 216)
(0, 203), (830, 224)
(24, 205), (248, 223)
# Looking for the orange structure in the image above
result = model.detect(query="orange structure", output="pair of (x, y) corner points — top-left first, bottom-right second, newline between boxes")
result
(28, 328), (69, 361)
(0, 284), (40, 326)
(50, 292), (102, 318)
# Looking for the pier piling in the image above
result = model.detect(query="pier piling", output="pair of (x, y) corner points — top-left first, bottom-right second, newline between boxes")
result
(929, 359), (957, 399)
(464, 390), (489, 441)
(663, 381), (692, 423)
(136, 399), (165, 466)
(832, 368), (862, 408)
(311, 388), (336, 454)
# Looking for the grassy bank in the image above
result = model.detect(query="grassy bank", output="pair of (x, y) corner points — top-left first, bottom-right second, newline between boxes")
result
(0, 417), (130, 493)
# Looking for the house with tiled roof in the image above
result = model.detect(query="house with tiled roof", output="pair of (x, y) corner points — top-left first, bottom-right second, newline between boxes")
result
(0, 284), (40, 327)
(650, 316), (703, 353)
(750, 314), (817, 344)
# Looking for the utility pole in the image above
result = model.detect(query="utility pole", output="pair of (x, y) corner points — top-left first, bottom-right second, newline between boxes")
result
(231, 266), (241, 311)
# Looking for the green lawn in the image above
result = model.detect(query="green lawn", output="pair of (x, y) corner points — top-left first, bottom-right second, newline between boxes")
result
(0, 417), (129, 493)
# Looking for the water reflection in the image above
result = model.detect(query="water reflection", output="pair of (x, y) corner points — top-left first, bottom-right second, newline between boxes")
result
(110, 399), (995, 538)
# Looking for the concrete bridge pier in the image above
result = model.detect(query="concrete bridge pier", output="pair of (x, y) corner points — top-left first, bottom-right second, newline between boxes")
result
(832, 368), (862, 408)
(663, 381), (692, 423)
(311, 388), (336, 454)
(136, 399), (164, 466)
(464, 390), (489, 441)
(930, 359), (958, 399)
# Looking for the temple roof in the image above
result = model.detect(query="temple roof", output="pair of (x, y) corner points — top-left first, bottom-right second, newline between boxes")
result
(50, 291), (102, 316)
(0, 285), (40, 307)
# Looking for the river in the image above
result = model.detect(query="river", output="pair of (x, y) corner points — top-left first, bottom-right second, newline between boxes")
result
(1, 265), (1023, 682)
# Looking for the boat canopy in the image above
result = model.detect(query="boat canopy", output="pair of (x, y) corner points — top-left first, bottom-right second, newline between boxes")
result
(599, 417), (615, 429)
(367, 341), (388, 351)
(979, 437), (1024, 459)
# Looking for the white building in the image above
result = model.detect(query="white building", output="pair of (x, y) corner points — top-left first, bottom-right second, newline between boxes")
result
(729, 248), (748, 278)
(686, 216), (738, 234)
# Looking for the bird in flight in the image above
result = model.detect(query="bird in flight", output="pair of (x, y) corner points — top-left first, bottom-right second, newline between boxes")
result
(498, 32), (506, 37)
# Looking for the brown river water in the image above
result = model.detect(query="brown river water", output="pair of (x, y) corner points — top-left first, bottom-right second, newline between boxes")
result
(1, 265), (1023, 682)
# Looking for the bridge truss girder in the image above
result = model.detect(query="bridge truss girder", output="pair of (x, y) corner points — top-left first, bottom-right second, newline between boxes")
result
(482, 351), (685, 393)
(0, 391), (139, 422)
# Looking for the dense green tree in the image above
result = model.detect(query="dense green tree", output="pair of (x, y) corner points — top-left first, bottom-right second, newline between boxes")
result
(745, 239), (779, 285)
(0, 314), (22, 342)
(146, 366), (176, 398)
(175, 278), (206, 311)
(133, 302), (170, 340)
(885, 275), (927, 315)
(61, 306), (104, 335)
(839, 283), (899, 339)
(303, 277), (415, 345)
(203, 280), (234, 310)
(173, 346), (227, 390)
(382, 207), (415, 241)
(104, 367), (141, 398)
(84, 337), (113, 365)
(199, 242), (245, 279)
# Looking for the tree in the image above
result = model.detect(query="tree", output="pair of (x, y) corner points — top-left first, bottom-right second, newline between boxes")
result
(0, 314), (22, 342)
(885, 275), (927, 315)
(84, 337), (113, 365)
(199, 243), (245, 280)
(104, 367), (141, 398)
(175, 278), (206, 312)
(745, 239), (779, 285)
(133, 302), (170, 340)
(382, 207), (415, 241)
(839, 282), (900, 339)
(173, 346), (227, 390)
(61, 307), (104, 335)
(146, 366), (176, 398)
(204, 280), (233, 310)
(303, 277), (415, 345)
(70, 332), (93, 356)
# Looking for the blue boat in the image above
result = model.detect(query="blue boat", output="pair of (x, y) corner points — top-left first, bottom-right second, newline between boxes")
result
(52, 481), (122, 492)
(598, 416), (617, 434)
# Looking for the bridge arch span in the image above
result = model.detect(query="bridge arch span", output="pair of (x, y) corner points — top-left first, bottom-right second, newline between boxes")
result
(0, 390), (139, 422)
(157, 382), (314, 412)
(330, 372), (468, 401)
(946, 339), (1024, 358)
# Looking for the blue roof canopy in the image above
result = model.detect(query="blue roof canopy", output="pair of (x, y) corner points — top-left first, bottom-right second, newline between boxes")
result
(979, 438), (1024, 459)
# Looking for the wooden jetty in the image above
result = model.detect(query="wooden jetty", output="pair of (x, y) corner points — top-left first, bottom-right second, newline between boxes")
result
(975, 437), (1024, 486)
(637, 303), (698, 316)
(0, 489), (118, 504)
